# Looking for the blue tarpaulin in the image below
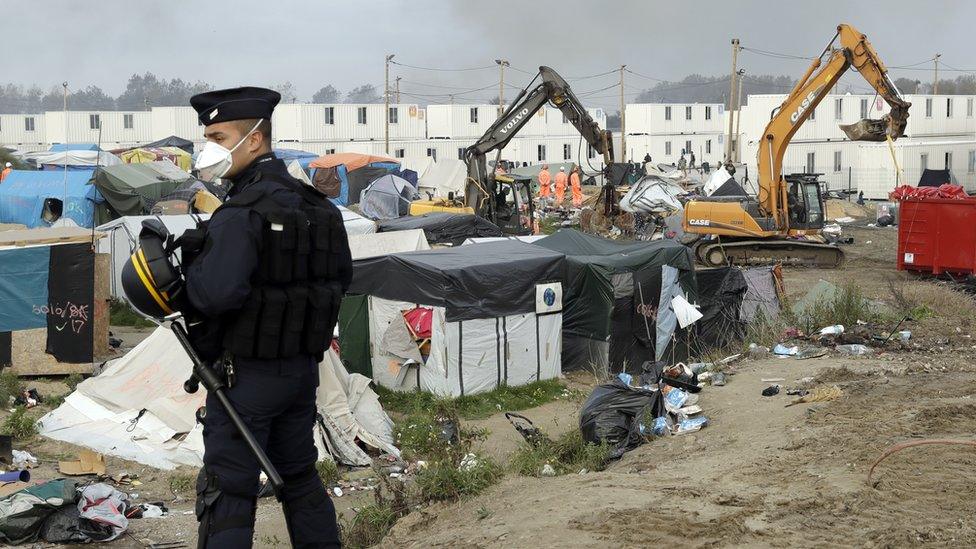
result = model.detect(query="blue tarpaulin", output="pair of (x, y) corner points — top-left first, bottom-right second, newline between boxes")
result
(0, 170), (103, 228)
(0, 246), (50, 332)
(274, 149), (318, 172)
(49, 143), (100, 152)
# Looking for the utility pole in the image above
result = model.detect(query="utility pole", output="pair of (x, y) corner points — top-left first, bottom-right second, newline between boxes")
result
(495, 59), (509, 118)
(395, 76), (401, 104)
(449, 94), (455, 105)
(726, 38), (740, 163)
(934, 53), (941, 95)
(735, 68), (745, 163)
(385, 53), (394, 154)
(620, 64), (627, 163)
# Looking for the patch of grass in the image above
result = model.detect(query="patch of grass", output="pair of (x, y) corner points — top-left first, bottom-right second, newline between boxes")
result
(510, 428), (611, 477)
(415, 454), (502, 502)
(168, 472), (195, 497)
(339, 469), (410, 548)
(64, 373), (84, 392)
(46, 394), (67, 408)
(539, 216), (561, 235)
(476, 504), (492, 520)
(109, 298), (155, 328)
(1, 407), (38, 440)
(316, 459), (340, 486)
(341, 504), (398, 548)
(0, 371), (25, 407)
(377, 379), (571, 420)
(795, 281), (881, 333)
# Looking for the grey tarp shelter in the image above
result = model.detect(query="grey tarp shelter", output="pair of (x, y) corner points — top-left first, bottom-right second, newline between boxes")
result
(377, 212), (503, 246)
(349, 240), (565, 396)
(139, 136), (195, 155)
(92, 161), (194, 222)
(533, 229), (697, 373)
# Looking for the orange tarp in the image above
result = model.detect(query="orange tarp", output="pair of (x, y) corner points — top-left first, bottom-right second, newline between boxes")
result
(308, 153), (398, 171)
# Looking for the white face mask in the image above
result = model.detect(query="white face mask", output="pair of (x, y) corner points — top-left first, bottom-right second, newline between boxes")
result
(194, 120), (262, 182)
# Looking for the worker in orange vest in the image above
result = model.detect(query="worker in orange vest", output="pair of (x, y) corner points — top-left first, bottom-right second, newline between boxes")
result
(570, 166), (583, 208)
(554, 166), (568, 207)
(0, 162), (11, 182)
(537, 164), (552, 207)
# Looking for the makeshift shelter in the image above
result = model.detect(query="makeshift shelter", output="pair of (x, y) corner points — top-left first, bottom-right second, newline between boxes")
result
(348, 241), (564, 396)
(138, 136), (195, 154)
(619, 176), (685, 213)
(118, 147), (192, 171)
(92, 161), (194, 221)
(377, 212), (503, 246)
(0, 170), (102, 228)
(359, 174), (419, 220)
(95, 214), (210, 298)
(309, 153), (399, 206)
(0, 227), (108, 371)
(274, 148), (318, 172)
(339, 230), (431, 377)
(24, 150), (121, 171)
(39, 327), (399, 469)
(339, 205), (376, 235)
(533, 230), (697, 373)
(510, 162), (576, 191)
(694, 267), (749, 352)
(418, 159), (467, 197)
(49, 143), (100, 152)
(702, 167), (738, 196)
(740, 265), (783, 323)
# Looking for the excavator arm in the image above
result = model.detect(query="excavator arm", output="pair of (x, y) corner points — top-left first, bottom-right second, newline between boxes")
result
(758, 23), (911, 228)
(464, 66), (614, 222)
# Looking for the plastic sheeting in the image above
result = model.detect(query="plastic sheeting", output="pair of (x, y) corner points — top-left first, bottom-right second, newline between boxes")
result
(377, 213), (503, 246)
(417, 159), (466, 197)
(367, 297), (561, 397)
(92, 161), (192, 218)
(741, 266), (781, 323)
(702, 167), (736, 196)
(695, 267), (748, 351)
(359, 174), (419, 220)
(39, 327), (397, 469)
(26, 150), (121, 169)
(619, 176), (684, 213)
(0, 170), (102, 228)
(350, 240), (564, 322)
(655, 265), (681, 361)
(579, 380), (664, 460)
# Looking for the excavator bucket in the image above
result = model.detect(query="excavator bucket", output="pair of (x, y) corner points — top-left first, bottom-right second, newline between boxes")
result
(839, 105), (909, 142)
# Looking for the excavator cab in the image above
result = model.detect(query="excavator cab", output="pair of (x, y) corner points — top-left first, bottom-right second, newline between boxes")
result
(493, 174), (535, 235)
(785, 173), (826, 231)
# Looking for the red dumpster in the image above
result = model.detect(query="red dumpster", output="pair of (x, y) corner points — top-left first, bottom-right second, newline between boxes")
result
(897, 196), (976, 275)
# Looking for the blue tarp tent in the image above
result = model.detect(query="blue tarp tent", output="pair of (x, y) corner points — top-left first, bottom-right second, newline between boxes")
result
(0, 170), (103, 228)
(274, 149), (318, 172)
(49, 143), (101, 152)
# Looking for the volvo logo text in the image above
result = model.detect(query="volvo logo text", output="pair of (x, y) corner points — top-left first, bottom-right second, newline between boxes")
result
(499, 108), (530, 134)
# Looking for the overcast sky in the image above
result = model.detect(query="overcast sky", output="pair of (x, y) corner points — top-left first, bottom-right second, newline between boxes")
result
(7, 0), (973, 109)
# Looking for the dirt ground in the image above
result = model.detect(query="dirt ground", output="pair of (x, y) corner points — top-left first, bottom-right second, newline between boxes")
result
(14, 212), (976, 547)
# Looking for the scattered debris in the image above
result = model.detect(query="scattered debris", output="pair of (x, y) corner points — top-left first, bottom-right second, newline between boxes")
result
(58, 450), (106, 476)
(785, 385), (842, 407)
(836, 344), (873, 356)
(761, 385), (781, 397)
(773, 344), (798, 356)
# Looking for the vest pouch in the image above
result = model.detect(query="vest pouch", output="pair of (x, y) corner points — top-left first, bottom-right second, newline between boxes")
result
(261, 211), (297, 283)
(303, 282), (341, 355)
(255, 287), (287, 359)
(308, 207), (335, 279)
(279, 285), (309, 357)
(223, 291), (262, 358)
(291, 211), (311, 282)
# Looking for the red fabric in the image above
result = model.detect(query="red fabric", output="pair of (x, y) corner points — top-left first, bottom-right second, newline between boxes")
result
(890, 184), (969, 200)
(403, 307), (433, 339)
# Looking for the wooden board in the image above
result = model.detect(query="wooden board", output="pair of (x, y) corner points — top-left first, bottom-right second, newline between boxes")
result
(0, 226), (104, 248)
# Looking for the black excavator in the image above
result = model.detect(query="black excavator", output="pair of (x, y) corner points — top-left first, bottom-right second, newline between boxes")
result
(462, 66), (627, 235)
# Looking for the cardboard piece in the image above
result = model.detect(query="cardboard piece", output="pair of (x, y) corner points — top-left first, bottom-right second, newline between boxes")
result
(58, 449), (106, 476)
(0, 481), (32, 497)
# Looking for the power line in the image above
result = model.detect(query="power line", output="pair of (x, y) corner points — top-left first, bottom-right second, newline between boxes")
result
(397, 79), (520, 91)
(740, 46), (815, 61)
(390, 60), (495, 72)
(890, 57), (939, 69)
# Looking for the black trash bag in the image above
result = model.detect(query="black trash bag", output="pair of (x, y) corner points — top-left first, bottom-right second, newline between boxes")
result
(40, 505), (87, 544)
(578, 380), (665, 460)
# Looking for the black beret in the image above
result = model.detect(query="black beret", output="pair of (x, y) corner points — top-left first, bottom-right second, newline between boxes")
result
(190, 86), (281, 126)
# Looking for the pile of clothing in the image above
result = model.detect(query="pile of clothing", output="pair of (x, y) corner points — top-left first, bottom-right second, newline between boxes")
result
(0, 480), (137, 545)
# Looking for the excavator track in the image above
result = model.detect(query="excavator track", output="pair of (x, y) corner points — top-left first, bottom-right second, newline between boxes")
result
(693, 239), (845, 268)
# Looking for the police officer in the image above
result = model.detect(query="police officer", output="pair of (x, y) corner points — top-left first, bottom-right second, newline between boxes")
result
(183, 87), (350, 548)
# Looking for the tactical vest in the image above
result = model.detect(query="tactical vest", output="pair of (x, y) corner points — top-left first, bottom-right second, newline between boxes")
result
(214, 176), (345, 361)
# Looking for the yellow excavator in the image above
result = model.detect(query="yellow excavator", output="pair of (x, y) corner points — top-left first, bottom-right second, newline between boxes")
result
(684, 24), (910, 267)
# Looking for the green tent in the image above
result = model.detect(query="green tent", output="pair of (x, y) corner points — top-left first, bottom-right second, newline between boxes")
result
(92, 161), (193, 222)
(534, 229), (697, 373)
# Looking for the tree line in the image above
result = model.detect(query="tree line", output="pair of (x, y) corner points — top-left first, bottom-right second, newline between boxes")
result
(0, 73), (385, 113)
